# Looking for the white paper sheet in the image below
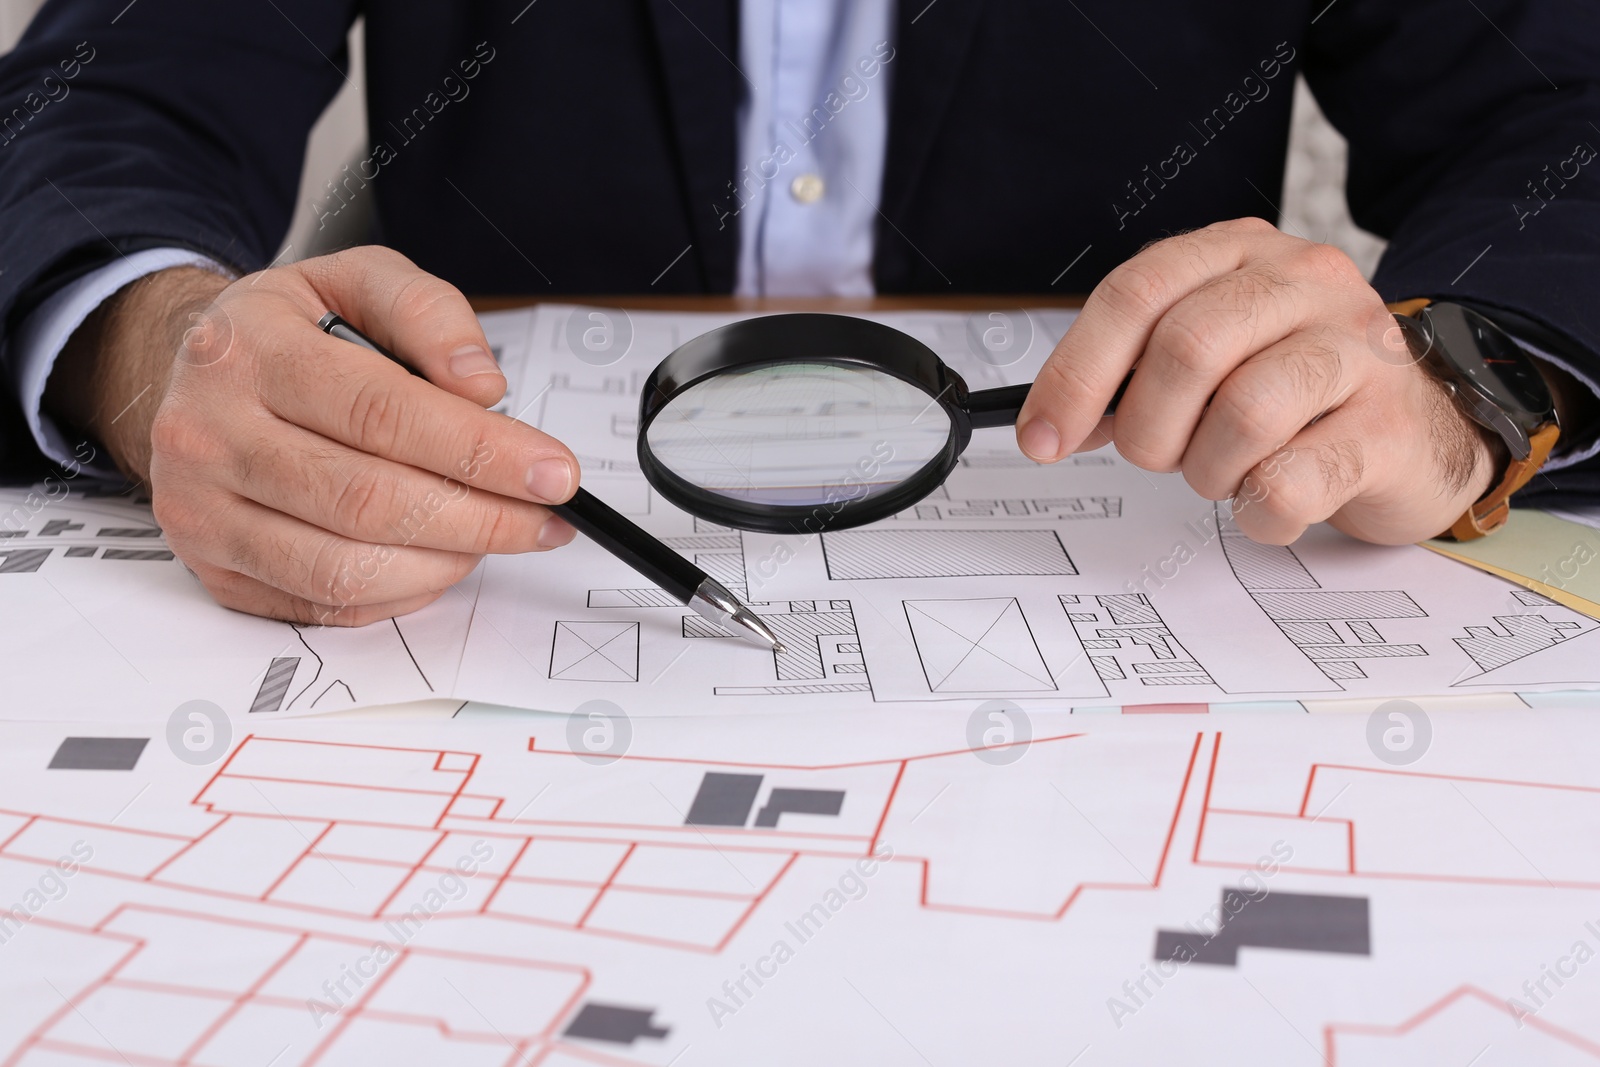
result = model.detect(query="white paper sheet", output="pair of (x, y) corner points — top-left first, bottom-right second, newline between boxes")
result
(4, 708), (1600, 1065)
(456, 304), (1600, 714)
(4, 303), (1596, 722)
(0, 482), (471, 720)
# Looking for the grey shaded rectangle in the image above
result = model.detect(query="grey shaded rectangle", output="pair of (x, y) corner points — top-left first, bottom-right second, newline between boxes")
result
(754, 788), (845, 828)
(0, 549), (51, 573)
(683, 615), (734, 639)
(1253, 590), (1424, 622)
(1320, 660), (1367, 680)
(1133, 660), (1206, 675)
(1223, 536), (1319, 590)
(64, 546), (98, 558)
(1348, 620), (1384, 644)
(49, 736), (149, 771)
(562, 1003), (670, 1045)
(96, 527), (163, 537)
(39, 520), (83, 536)
(1155, 890), (1370, 967)
(1279, 621), (1341, 645)
(1101, 593), (1158, 626)
(588, 587), (679, 608)
(250, 657), (301, 713)
(822, 529), (1075, 580)
(102, 549), (176, 561)
(1301, 643), (1426, 661)
(714, 682), (871, 695)
(1091, 656), (1125, 680)
(684, 772), (763, 827)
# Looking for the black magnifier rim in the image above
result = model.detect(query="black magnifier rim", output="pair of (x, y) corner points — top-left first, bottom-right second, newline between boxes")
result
(637, 313), (974, 534)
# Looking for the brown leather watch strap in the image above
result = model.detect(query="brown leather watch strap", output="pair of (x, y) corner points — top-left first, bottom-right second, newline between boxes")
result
(1387, 297), (1432, 318)
(1447, 422), (1560, 540)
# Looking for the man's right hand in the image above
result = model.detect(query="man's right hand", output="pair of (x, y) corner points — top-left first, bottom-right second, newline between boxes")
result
(46, 246), (579, 625)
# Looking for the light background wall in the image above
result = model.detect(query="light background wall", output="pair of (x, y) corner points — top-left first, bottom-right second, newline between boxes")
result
(1, 3), (1387, 279)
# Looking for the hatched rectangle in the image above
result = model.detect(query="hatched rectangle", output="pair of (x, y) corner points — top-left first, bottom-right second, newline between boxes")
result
(822, 529), (1076, 580)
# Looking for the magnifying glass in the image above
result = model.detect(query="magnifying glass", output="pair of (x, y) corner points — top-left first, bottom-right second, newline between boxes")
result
(637, 313), (1116, 534)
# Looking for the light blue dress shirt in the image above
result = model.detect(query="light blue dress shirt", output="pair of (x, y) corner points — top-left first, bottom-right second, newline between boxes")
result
(732, 0), (895, 297)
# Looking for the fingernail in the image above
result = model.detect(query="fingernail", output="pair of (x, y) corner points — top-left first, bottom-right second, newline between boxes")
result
(525, 458), (573, 502)
(449, 344), (500, 378)
(1018, 418), (1062, 462)
(538, 515), (576, 549)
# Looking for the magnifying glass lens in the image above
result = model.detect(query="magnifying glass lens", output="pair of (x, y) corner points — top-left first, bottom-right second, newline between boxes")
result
(643, 361), (953, 507)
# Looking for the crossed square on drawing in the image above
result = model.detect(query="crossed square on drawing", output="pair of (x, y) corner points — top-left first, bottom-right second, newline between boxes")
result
(550, 621), (640, 682)
(903, 598), (1056, 693)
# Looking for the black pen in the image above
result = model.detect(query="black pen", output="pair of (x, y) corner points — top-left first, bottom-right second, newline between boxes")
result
(317, 311), (784, 652)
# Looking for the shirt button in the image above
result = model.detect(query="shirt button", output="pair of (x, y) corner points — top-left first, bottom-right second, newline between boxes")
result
(790, 173), (825, 204)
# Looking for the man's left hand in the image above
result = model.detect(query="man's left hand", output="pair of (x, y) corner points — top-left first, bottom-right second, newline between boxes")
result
(1016, 217), (1499, 545)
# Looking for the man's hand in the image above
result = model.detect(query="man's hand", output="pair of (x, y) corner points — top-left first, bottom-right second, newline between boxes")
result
(46, 246), (578, 625)
(1015, 217), (1501, 546)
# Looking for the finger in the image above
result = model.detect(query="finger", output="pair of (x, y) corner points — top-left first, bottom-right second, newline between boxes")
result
(1113, 261), (1311, 471)
(188, 559), (450, 627)
(169, 491), (483, 607)
(294, 246), (506, 408)
(225, 418), (576, 554)
(1178, 327), (1362, 500)
(1228, 415), (1373, 545)
(1019, 217), (1285, 460)
(254, 317), (579, 505)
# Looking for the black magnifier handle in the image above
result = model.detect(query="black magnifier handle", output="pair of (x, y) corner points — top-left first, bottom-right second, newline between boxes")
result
(962, 374), (1130, 430)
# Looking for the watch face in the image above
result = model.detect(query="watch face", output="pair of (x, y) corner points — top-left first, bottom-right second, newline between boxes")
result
(1420, 303), (1554, 419)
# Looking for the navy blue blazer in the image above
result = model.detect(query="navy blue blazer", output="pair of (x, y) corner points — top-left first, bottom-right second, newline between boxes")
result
(2, 0), (1598, 498)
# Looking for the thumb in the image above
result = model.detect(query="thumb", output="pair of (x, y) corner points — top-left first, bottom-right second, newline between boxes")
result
(294, 245), (506, 409)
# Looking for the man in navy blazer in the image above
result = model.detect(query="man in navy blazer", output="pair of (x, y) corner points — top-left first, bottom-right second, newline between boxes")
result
(0, 0), (1597, 624)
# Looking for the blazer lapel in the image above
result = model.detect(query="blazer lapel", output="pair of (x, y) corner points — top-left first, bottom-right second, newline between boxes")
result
(879, 0), (986, 253)
(642, 0), (741, 291)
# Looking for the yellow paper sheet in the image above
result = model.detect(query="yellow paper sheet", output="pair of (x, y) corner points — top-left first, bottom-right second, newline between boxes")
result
(1423, 510), (1600, 620)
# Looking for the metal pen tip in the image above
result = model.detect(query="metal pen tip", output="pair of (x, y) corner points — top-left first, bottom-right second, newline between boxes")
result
(690, 577), (784, 651)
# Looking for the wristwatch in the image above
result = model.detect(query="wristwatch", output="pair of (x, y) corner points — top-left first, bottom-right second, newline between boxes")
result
(1386, 298), (1560, 541)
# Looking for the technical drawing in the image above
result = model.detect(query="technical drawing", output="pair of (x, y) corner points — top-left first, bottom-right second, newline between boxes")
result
(591, 531), (747, 606)
(1324, 985), (1600, 1064)
(889, 488), (1121, 522)
(0, 490), (174, 572)
(1154, 889), (1370, 966)
(1218, 504), (1427, 685)
(822, 528), (1077, 580)
(1457, 611), (1586, 672)
(706, 601), (871, 698)
(527, 372), (644, 474)
(550, 621), (641, 683)
(1061, 593), (1215, 687)
(2, 906), (605, 1067)
(249, 620), (435, 714)
(903, 597), (1055, 693)
(1192, 734), (1600, 888)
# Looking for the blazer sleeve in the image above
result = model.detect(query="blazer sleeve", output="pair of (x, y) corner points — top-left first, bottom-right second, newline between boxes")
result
(1302, 0), (1600, 372)
(0, 0), (358, 472)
